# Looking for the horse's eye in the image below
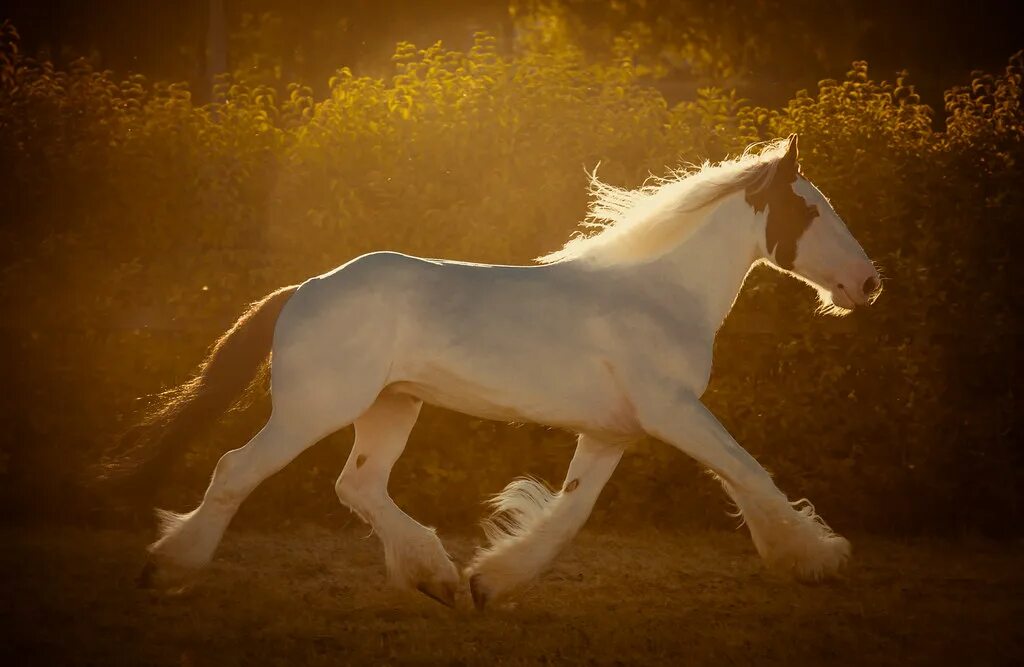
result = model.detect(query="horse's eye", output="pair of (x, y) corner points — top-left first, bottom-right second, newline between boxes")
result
(807, 205), (819, 217)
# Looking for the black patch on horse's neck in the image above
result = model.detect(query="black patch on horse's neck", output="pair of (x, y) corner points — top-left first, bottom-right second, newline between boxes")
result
(745, 169), (818, 270)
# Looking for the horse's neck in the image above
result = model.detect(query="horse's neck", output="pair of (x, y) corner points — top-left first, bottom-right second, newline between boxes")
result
(644, 194), (762, 331)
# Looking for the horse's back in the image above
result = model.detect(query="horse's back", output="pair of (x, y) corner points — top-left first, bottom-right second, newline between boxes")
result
(271, 250), (555, 369)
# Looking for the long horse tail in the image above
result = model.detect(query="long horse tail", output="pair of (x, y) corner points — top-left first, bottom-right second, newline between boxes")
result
(98, 284), (299, 494)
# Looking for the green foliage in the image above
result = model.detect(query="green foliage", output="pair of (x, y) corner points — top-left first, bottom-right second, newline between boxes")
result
(0, 20), (1020, 535)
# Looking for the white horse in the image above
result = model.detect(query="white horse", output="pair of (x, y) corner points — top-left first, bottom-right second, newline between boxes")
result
(114, 134), (881, 609)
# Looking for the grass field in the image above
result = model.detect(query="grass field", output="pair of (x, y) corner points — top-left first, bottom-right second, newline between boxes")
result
(2, 525), (1021, 666)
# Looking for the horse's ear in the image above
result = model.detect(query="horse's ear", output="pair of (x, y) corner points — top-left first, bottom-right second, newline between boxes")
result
(778, 133), (799, 179)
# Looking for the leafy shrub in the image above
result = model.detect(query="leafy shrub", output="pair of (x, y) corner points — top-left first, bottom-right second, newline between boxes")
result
(1, 19), (1020, 536)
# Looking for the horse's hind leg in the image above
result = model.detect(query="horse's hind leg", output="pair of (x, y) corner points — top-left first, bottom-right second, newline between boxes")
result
(466, 434), (624, 609)
(143, 408), (342, 586)
(145, 386), (379, 588)
(335, 391), (459, 607)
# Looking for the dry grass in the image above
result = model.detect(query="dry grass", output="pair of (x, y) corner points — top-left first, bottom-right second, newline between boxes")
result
(1, 525), (1021, 666)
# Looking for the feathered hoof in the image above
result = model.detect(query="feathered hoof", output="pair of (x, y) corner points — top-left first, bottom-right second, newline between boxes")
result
(135, 556), (200, 593)
(767, 533), (851, 583)
(384, 529), (460, 608)
(464, 566), (521, 611)
(463, 549), (540, 610)
(415, 579), (457, 608)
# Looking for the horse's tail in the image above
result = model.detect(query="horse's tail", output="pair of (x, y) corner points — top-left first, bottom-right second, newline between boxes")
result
(98, 284), (299, 493)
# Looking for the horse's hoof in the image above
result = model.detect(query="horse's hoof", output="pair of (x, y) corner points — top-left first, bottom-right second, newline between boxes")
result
(416, 580), (456, 608)
(135, 556), (198, 593)
(136, 560), (157, 589)
(469, 573), (489, 611)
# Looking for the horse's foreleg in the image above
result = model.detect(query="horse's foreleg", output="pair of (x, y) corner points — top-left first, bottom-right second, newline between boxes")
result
(465, 434), (624, 609)
(335, 391), (459, 607)
(637, 394), (850, 581)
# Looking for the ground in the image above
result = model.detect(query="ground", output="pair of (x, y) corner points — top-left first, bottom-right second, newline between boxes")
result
(2, 525), (1022, 666)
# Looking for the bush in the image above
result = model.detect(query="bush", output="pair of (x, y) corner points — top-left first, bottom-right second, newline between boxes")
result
(1, 19), (1020, 535)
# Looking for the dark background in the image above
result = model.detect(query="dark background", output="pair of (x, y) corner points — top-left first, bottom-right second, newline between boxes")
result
(3, 0), (1021, 105)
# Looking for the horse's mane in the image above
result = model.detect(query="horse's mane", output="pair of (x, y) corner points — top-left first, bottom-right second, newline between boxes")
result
(536, 138), (791, 266)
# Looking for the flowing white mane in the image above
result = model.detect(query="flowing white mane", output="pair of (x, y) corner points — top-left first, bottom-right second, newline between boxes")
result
(536, 138), (791, 266)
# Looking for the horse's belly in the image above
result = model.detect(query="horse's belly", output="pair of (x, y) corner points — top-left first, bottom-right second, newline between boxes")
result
(389, 361), (639, 441)
(390, 380), (528, 423)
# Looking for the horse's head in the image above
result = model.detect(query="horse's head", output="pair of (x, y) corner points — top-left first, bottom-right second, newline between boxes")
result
(749, 134), (881, 315)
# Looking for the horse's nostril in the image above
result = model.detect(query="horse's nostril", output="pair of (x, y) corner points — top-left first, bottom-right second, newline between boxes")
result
(863, 276), (879, 295)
